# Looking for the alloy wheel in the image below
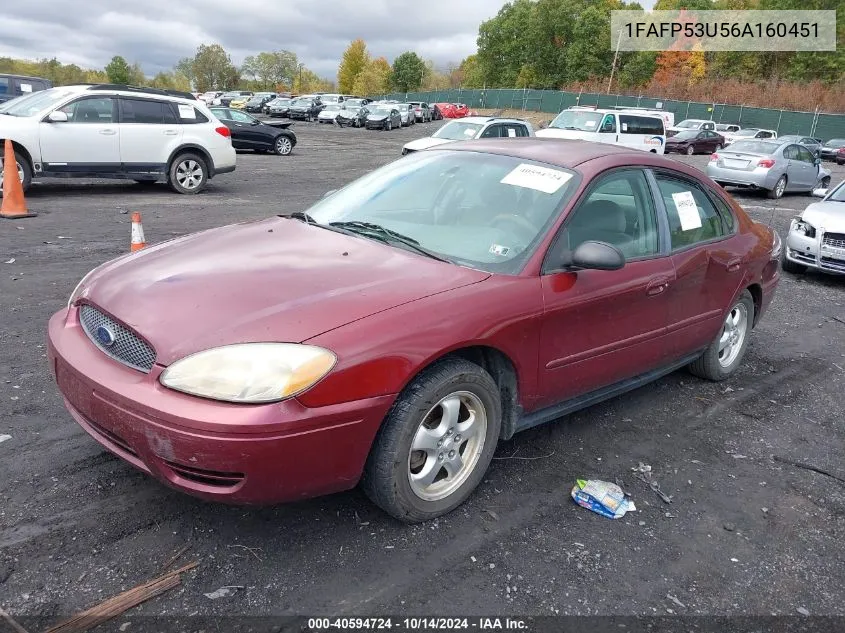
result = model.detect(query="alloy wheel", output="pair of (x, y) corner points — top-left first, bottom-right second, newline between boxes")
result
(175, 159), (203, 190)
(408, 391), (488, 502)
(718, 303), (749, 368)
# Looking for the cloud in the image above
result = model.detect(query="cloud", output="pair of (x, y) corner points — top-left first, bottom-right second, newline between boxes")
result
(0, 0), (509, 79)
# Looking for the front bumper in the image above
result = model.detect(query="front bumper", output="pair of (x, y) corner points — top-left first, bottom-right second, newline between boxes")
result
(785, 224), (845, 275)
(365, 121), (387, 129)
(705, 164), (779, 190)
(47, 307), (395, 505)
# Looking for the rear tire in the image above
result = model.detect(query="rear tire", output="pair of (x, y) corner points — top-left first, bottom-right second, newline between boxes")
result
(168, 153), (208, 195)
(361, 357), (502, 523)
(688, 290), (754, 382)
(768, 175), (787, 199)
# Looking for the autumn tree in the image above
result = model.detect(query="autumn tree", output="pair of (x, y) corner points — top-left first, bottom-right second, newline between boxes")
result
(422, 60), (450, 90)
(338, 39), (369, 93)
(352, 57), (391, 96)
(454, 55), (484, 88)
(391, 51), (426, 92)
(242, 51), (298, 89)
(293, 67), (334, 93)
(105, 56), (131, 83)
(191, 44), (239, 91)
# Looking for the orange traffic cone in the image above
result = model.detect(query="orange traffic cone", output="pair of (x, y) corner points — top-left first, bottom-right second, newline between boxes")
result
(130, 212), (146, 252)
(1, 139), (37, 219)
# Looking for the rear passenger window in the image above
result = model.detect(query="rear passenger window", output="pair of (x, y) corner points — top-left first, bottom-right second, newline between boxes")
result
(709, 191), (736, 233)
(121, 98), (176, 124)
(654, 174), (725, 249)
(619, 115), (664, 135)
(176, 104), (209, 124)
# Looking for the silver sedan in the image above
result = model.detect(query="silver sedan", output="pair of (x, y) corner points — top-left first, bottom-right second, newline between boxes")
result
(783, 179), (845, 275)
(706, 139), (831, 199)
(397, 104), (416, 127)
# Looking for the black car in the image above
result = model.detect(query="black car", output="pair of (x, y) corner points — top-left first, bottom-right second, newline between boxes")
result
(0, 73), (52, 104)
(266, 98), (293, 117)
(365, 105), (402, 130)
(210, 107), (297, 156)
(244, 93), (277, 113)
(288, 97), (324, 122)
(337, 106), (369, 128)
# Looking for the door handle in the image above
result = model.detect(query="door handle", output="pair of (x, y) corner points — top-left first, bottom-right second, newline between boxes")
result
(646, 276), (671, 296)
(99, 129), (116, 135)
(725, 258), (742, 272)
(163, 129), (178, 135)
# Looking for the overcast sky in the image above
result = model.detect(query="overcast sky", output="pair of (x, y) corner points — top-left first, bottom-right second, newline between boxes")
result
(0, 1), (657, 80)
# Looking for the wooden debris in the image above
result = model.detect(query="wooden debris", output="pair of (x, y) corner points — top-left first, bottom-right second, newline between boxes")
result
(44, 562), (197, 633)
(0, 605), (30, 633)
(160, 544), (191, 572)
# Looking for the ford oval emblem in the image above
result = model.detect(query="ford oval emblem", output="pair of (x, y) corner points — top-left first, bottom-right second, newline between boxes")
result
(95, 325), (116, 347)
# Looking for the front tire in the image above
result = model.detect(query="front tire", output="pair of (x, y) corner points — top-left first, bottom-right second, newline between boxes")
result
(362, 358), (502, 523)
(168, 153), (208, 195)
(0, 151), (32, 194)
(688, 290), (754, 382)
(274, 135), (293, 156)
(686, 145), (695, 155)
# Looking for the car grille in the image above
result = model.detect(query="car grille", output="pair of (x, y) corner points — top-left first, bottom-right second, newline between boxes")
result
(79, 304), (156, 373)
(822, 233), (845, 249)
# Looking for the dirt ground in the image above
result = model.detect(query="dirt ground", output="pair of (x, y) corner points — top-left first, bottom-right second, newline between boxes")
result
(1, 119), (844, 631)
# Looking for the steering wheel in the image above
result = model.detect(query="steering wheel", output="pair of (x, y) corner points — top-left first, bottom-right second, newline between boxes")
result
(490, 213), (537, 242)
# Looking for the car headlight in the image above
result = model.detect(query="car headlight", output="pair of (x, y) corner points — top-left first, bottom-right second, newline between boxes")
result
(159, 343), (336, 403)
(791, 218), (816, 238)
(771, 230), (782, 258)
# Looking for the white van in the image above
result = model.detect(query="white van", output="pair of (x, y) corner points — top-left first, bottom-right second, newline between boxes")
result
(536, 108), (666, 154)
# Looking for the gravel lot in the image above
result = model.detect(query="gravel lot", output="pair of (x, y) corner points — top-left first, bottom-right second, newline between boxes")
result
(1, 119), (844, 628)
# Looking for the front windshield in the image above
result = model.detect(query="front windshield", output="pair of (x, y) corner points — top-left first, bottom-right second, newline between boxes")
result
(305, 150), (579, 274)
(671, 131), (699, 140)
(826, 181), (845, 202)
(433, 121), (483, 140)
(728, 140), (779, 154)
(345, 99), (363, 107)
(733, 129), (759, 137)
(548, 110), (602, 131)
(274, 99), (291, 106)
(368, 106), (393, 115)
(323, 104), (342, 112)
(292, 99), (310, 106)
(676, 120), (703, 129)
(0, 88), (76, 117)
(824, 139), (845, 148)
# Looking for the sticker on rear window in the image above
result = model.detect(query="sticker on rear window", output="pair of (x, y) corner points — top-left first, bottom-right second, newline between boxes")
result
(20, 83), (32, 93)
(501, 163), (572, 194)
(178, 104), (196, 119)
(489, 244), (510, 257)
(507, 128), (517, 137)
(672, 191), (702, 231)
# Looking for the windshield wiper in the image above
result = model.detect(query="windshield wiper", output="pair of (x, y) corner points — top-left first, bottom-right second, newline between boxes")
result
(328, 221), (450, 262)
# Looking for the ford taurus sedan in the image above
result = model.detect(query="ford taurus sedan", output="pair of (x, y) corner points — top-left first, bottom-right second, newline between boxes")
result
(48, 139), (780, 523)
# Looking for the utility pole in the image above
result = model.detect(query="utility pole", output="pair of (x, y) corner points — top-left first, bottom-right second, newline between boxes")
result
(607, 28), (623, 95)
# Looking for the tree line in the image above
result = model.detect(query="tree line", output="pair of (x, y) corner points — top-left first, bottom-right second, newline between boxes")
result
(0, 44), (333, 95)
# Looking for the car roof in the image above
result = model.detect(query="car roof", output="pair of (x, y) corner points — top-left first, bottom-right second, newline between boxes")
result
(51, 84), (201, 104)
(441, 137), (699, 172)
(443, 116), (529, 125)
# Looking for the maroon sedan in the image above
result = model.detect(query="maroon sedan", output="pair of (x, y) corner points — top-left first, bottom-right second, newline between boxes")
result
(48, 139), (781, 523)
(665, 129), (726, 155)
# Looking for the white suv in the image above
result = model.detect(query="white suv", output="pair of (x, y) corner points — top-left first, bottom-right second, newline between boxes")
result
(0, 84), (236, 194)
(401, 117), (535, 155)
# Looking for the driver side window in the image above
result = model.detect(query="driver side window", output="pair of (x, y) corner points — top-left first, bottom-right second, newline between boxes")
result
(560, 170), (659, 260)
(229, 110), (253, 123)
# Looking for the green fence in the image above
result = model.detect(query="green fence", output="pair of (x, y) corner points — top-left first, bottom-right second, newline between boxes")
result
(374, 88), (845, 140)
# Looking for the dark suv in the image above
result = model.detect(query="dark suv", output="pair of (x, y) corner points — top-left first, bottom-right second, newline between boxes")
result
(0, 74), (52, 104)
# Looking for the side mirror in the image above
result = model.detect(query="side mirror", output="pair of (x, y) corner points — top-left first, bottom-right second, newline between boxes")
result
(251, 119), (261, 126)
(814, 157), (821, 166)
(567, 241), (626, 271)
(811, 188), (828, 198)
(47, 110), (68, 123)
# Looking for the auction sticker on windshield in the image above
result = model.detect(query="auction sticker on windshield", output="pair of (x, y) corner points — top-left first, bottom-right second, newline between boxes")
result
(672, 191), (703, 230)
(501, 163), (572, 194)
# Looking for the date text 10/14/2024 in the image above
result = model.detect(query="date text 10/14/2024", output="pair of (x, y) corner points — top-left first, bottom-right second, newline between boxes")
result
(307, 617), (529, 631)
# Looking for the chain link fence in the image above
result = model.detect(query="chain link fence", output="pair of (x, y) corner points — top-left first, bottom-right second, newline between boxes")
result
(374, 88), (845, 140)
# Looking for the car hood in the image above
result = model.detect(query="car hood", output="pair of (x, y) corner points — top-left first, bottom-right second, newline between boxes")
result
(79, 217), (490, 365)
(801, 201), (845, 232)
(403, 137), (455, 151)
(0, 114), (36, 132)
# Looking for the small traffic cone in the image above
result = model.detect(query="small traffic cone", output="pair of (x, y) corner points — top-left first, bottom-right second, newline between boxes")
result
(1, 139), (37, 219)
(130, 212), (146, 252)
